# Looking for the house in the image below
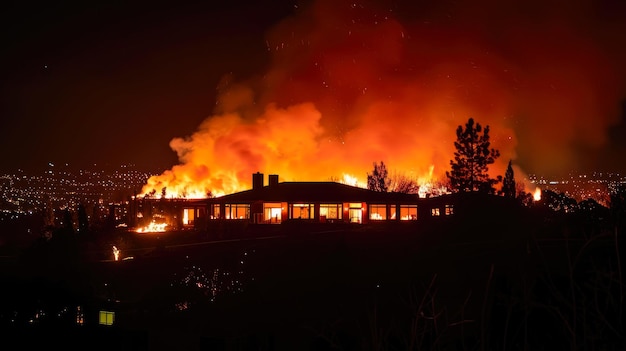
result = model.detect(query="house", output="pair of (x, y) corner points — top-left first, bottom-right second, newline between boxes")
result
(133, 173), (525, 234)
(206, 172), (422, 224)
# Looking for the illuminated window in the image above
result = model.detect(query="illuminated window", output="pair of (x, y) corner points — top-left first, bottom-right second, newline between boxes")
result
(369, 204), (387, 220)
(182, 208), (195, 225)
(431, 208), (440, 216)
(389, 205), (396, 220)
(290, 203), (314, 219)
(348, 203), (363, 223)
(225, 204), (250, 219)
(99, 311), (115, 326)
(211, 204), (221, 219)
(445, 204), (454, 216)
(319, 204), (342, 220)
(400, 205), (418, 220)
(263, 203), (282, 223)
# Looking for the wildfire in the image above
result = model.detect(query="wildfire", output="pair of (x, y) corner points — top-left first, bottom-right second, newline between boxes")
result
(112, 246), (120, 261)
(136, 221), (168, 233)
(137, 0), (580, 200)
(341, 173), (363, 187)
(533, 187), (542, 201)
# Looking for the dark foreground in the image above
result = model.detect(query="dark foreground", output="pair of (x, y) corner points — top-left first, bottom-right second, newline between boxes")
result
(1, 217), (625, 350)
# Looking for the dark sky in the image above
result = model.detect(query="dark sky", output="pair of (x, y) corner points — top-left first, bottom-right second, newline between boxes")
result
(1, 0), (296, 171)
(2, 0), (626, 182)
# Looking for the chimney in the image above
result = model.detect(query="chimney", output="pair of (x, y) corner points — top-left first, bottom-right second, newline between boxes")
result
(268, 174), (279, 187)
(252, 172), (264, 190)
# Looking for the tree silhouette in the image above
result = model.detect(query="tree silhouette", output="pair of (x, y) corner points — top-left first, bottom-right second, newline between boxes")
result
(62, 208), (74, 234)
(77, 203), (89, 234)
(446, 118), (501, 194)
(541, 189), (578, 213)
(502, 160), (516, 198)
(367, 161), (390, 192)
(610, 183), (626, 228)
(389, 171), (420, 194)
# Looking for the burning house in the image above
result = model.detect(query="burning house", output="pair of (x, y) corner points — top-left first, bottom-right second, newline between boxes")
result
(132, 172), (527, 235)
(206, 172), (422, 224)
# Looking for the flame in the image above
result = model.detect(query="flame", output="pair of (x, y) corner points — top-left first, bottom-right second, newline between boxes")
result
(136, 221), (168, 233)
(533, 187), (542, 201)
(341, 173), (364, 187)
(112, 246), (120, 261)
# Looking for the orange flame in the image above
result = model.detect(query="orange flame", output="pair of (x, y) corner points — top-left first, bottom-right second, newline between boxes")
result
(137, 1), (595, 199)
(138, 101), (480, 198)
(136, 221), (168, 233)
(533, 187), (542, 201)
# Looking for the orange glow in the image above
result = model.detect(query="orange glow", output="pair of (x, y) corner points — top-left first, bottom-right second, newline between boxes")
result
(138, 0), (621, 198)
(533, 188), (542, 201)
(138, 101), (470, 199)
(112, 246), (120, 261)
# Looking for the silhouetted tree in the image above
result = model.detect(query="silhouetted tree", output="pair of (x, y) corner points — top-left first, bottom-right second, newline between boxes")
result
(367, 161), (390, 192)
(77, 203), (89, 234)
(389, 171), (420, 194)
(502, 160), (516, 198)
(610, 183), (626, 228)
(541, 189), (578, 213)
(517, 191), (534, 207)
(446, 117), (501, 194)
(62, 208), (74, 234)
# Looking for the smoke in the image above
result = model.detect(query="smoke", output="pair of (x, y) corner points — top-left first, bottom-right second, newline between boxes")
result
(142, 0), (626, 196)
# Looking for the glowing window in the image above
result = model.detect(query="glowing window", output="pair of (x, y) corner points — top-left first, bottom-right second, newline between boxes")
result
(369, 204), (387, 220)
(263, 203), (282, 223)
(182, 208), (195, 225)
(319, 204), (342, 220)
(99, 311), (115, 326)
(225, 204), (250, 219)
(389, 205), (397, 220)
(211, 204), (221, 219)
(445, 205), (454, 216)
(400, 205), (418, 220)
(290, 203), (314, 219)
(431, 208), (440, 216)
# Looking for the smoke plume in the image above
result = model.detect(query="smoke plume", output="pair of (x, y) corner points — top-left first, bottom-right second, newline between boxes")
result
(142, 0), (626, 197)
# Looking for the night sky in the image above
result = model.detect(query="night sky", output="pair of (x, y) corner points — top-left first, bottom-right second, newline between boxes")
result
(2, 0), (626, 183)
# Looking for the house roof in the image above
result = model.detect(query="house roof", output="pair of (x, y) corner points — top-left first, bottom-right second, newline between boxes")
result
(209, 182), (419, 203)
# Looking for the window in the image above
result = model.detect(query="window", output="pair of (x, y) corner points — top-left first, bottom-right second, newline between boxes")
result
(389, 205), (396, 220)
(349, 203), (363, 223)
(431, 208), (440, 216)
(400, 205), (418, 220)
(211, 204), (221, 219)
(99, 311), (115, 326)
(445, 204), (454, 216)
(369, 204), (387, 220)
(319, 204), (342, 220)
(225, 204), (250, 219)
(263, 203), (282, 223)
(290, 203), (314, 219)
(182, 208), (195, 225)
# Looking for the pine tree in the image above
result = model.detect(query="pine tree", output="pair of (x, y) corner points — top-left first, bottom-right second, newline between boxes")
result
(367, 161), (390, 192)
(446, 118), (501, 193)
(502, 160), (516, 198)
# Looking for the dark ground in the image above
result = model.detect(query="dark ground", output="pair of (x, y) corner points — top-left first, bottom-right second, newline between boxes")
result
(1, 210), (625, 350)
